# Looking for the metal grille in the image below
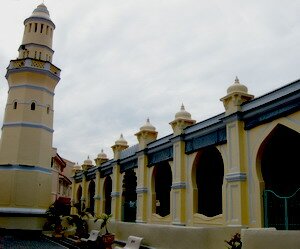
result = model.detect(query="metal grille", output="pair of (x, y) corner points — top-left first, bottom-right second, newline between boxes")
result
(263, 187), (300, 230)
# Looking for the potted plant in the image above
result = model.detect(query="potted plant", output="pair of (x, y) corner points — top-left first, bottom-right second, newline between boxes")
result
(225, 233), (242, 249)
(44, 202), (64, 237)
(95, 213), (114, 249)
(67, 202), (91, 238)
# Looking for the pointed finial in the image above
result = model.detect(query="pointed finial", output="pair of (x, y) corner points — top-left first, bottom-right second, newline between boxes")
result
(87, 155), (90, 159)
(120, 133), (124, 139)
(146, 117), (150, 123)
(101, 149), (104, 153)
(181, 103), (185, 111)
(234, 76), (240, 84)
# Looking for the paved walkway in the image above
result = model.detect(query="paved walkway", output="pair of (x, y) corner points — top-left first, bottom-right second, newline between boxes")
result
(0, 234), (68, 249)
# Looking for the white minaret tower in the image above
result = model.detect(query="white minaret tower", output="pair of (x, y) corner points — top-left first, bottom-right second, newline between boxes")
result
(0, 4), (61, 230)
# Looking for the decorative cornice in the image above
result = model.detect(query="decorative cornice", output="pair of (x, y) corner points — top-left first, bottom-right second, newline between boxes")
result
(9, 84), (54, 96)
(0, 164), (51, 174)
(0, 207), (46, 215)
(136, 187), (148, 194)
(2, 122), (54, 133)
(225, 172), (247, 182)
(171, 182), (186, 189)
(93, 195), (101, 200)
(111, 192), (120, 197)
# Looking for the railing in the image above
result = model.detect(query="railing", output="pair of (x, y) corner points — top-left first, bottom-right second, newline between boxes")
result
(264, 187), (300, 230)
(7, 58), (61, 77)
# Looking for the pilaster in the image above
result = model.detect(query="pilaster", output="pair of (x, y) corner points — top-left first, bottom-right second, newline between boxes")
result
(111, 163), (122, 221)
(171, 136), (187, 225)
(169, 105), (195, 225)
(94, 171), (102, 216)
(220, 77), (254, 226)
(135, 152), (149, 223)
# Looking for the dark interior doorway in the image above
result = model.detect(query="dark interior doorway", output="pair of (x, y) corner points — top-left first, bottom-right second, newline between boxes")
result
(154, 161), (172, 217)
(104, 176), (112, 215)
(122, 169), (137, 222)
(196, 147), (224, 217)
(261, 125), (300, 230)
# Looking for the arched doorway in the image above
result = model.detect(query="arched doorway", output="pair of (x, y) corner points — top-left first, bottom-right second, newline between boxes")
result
(104, 176), (112, 215)
(153, 161), (172, 217)
(259, 125), (300, 230)
(194, 147), (224, 217)
(88, 180), (95, 215)
(76, 185), (82, 211)
(122, 169), (137, 222)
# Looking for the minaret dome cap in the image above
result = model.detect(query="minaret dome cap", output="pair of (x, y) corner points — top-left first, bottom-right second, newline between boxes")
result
(84, 156), (93, 166)
(115, 134), (128, 146)
(30, 3), (51, 21)
(227, 77), (248, 94)
(140, 118), (156, 132)
(175, 104), (192, 120)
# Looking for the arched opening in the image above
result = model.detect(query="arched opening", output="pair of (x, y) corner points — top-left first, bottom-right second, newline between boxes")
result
(88, 180), (95, 215)
(104, 176), (112, 215)
(47, 106), (50, 114)
(122, 169), (137, 222)
(195, 147), (224, 217)
(153, 161), (172, 217)
(13, 101), (17, 110)
(76, 185), (82, 211)
(259, 124), (300, 230)
(31, 102), (36, 110)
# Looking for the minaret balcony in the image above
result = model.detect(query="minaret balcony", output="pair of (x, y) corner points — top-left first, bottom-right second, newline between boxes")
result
(6, 58), (61, 80)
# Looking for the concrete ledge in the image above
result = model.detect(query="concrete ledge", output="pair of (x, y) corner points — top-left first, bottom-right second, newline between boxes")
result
(241, 228), (300, 249)
(88, 220), (242, 249)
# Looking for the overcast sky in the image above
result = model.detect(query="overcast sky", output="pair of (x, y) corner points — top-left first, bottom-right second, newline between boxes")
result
(0, 0), (299, 164)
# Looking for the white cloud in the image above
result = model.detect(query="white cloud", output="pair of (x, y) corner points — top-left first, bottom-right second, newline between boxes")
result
(0, 0), (299, 163)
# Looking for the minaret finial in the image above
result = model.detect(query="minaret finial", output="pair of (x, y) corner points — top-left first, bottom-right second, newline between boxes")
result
(235, 76), (240, 84)
(181, 103), (185, 110)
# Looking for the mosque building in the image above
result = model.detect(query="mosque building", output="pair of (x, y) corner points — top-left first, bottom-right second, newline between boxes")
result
(0, 3), (61, 229)
(73, 75), (300, 230)
(0, 3), (300, 236)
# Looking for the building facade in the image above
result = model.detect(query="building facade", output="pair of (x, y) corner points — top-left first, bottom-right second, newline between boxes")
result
(0, 4), (60, 230)
(73, 77), (300, 230)
(51, 148), (74, 204)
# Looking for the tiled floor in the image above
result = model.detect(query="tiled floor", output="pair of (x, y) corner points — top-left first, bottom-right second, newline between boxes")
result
(0, 235), (67, 249)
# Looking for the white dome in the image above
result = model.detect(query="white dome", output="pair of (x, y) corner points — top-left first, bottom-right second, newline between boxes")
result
(175, 104), (192, 120)
(97, 149), (108, 159)
(140, 118), (156, 132)
(30, 3), (51, 21)
(84, 156), (93, 166)
(73, 162), (82, 171)
(115, 134), (128, 146)
(227, 77), (248, 94)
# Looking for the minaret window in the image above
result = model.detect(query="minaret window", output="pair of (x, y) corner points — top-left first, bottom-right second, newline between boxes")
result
(13, 101), (18, 110)
(47, 106), (50, 114)
(40, 24), (44, 33)
(46, 26), (49, 35)
(34, 23), (38, 32)
(39, 52), (42, 60)
(31, 102), (36, 111)
(34, 51), (37, 59)
(29, 23), (32, 32)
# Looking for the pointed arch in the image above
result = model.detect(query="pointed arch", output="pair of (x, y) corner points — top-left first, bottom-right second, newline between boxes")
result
(88, 180), (95, 215)
(256, 124), (300, 230)
(122, 169), (137, 222)
(192, 146), (224, 217)
(103, 176), (112, 215)
(152, 161), (172, 217)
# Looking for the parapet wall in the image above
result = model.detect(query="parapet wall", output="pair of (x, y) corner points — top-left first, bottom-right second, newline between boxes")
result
(88, 220), (241, 249)
(241, 228), (300, 249)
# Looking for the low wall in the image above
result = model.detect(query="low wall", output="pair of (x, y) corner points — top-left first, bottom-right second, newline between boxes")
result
(88, 220), (241, 249)
(241, 228), (300, 249)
